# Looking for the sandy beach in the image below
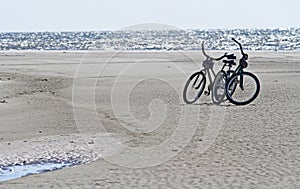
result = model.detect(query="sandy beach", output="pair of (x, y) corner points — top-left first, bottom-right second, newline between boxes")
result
(0, 51), (299, 188)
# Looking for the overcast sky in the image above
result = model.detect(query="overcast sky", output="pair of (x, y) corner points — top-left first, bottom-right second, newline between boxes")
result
(0, 0), (299, 32)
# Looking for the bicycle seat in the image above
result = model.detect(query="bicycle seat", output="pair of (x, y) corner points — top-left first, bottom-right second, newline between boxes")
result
(223, 59), (236, 65)
(226, 54), (236, 60)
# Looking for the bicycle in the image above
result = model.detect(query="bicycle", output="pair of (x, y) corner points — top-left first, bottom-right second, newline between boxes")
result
(211, 51), (238, 105)
(212, 38), (260, 105)
(183, 42), (236, 104)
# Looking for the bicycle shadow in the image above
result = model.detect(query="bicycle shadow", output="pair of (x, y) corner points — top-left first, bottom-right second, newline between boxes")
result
(180, 102), (233, 107)
(181, 102), (257, 107)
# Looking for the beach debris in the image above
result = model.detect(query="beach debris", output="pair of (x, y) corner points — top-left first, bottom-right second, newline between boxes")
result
(88, 141), (94, 144)
(0, 78), (10, 81)
(0, 100), (7, 103)
(17, 92), (26, 96)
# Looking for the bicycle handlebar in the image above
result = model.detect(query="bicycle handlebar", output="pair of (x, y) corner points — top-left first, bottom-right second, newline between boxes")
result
(202, 41), (227, 61)
(232, 38), (246, 57)
(232, 38), (249, 64)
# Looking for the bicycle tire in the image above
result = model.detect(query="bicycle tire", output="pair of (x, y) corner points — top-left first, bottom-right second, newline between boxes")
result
(226, 72), (260, 105)
(211, 70), (235, 105)
(183, 71), (206, 104)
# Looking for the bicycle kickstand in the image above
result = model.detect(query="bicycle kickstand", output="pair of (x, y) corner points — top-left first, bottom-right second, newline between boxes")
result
(204, 86), (211, 96)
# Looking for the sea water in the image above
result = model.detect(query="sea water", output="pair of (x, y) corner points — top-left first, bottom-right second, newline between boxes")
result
(0, 161), (77, 182)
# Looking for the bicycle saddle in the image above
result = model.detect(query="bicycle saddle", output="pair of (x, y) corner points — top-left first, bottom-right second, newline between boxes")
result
(226, 54), (236, 60)
(223, 59), (236, 65)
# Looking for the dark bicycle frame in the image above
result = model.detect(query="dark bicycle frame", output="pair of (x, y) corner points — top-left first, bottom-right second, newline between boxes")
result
(228, 65), (245, 90)
(227, 38), (249, 90)
(219, 62), (243, 87)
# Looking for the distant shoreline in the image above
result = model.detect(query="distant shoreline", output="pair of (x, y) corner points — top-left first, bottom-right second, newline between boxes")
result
(0, 28), (299, 51)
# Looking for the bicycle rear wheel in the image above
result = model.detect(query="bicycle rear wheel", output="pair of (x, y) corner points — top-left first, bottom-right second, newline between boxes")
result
(183, 71), (206, 104)
(226, 72), (260, 105)
(211, 70), (236, 105)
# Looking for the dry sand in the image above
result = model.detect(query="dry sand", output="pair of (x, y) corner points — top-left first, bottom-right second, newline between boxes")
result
(0, 51), (299, 188)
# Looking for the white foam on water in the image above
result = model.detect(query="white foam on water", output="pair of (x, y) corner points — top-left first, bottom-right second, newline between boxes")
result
(0, 161), (75, 182)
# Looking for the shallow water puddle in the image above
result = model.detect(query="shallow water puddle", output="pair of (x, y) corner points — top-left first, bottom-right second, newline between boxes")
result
(0, 161), (76, 182)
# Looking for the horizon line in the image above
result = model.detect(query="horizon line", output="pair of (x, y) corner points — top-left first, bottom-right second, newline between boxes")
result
(0, 27), (299, 33)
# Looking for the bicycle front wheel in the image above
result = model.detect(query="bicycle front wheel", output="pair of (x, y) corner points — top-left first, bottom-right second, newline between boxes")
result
(183, 71), (206, 104)
(226, 72), (260, 105)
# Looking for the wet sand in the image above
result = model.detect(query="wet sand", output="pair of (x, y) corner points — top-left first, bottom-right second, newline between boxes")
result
(0, 51), (299, 188)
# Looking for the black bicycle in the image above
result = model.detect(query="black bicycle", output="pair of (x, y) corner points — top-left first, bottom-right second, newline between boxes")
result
(183, 42), (236, 104)
(212, 38), (260, 105)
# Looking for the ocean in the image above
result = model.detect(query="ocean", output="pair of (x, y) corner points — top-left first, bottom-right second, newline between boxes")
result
(0, 28), (299, 51)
